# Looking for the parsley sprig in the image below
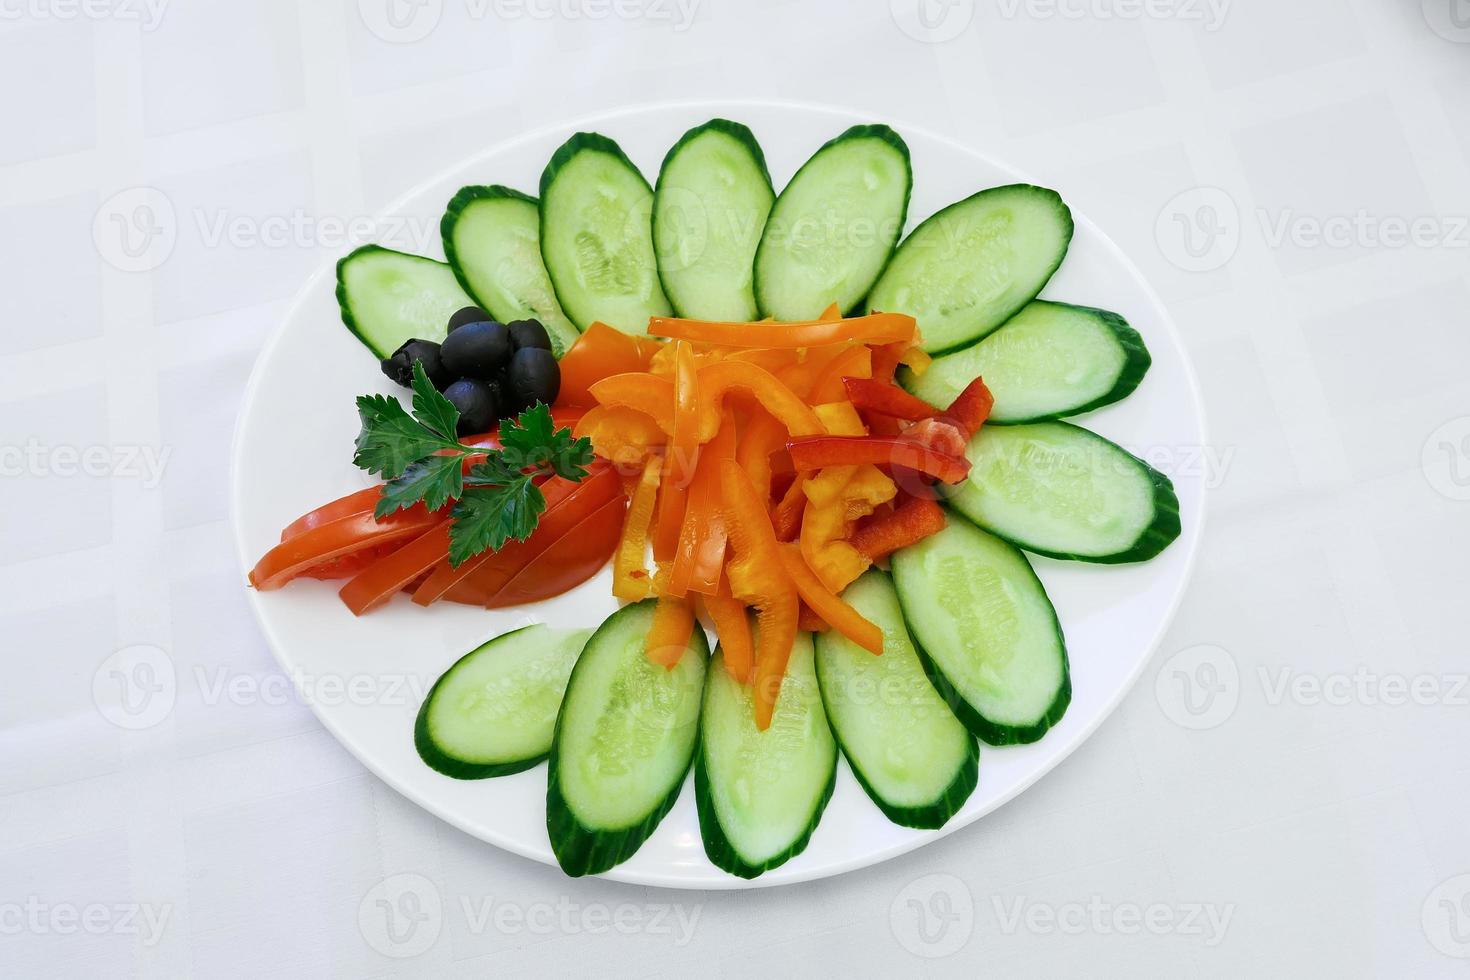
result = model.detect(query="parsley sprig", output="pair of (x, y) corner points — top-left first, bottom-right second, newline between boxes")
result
(353, 362), (594, 566)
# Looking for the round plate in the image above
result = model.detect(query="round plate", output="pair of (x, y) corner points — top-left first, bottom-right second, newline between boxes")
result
(232, 100), (1205, 889)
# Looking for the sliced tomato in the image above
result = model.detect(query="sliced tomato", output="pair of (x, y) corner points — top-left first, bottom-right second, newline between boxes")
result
(249, 506), (439, 590)
(487, 494), (625, 607)
(337, 521), (452, 615)
(280, 487), (383, 541)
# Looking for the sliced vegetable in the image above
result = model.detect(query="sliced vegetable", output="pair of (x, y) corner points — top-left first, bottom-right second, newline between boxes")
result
(488, 493), (623, 607)
(670, 341), (700, 486)
(814, 571), (977, 828)
(851, 493), (947, 562)
(754, 125), (912, 320)
(281, 486), (382, 540)
(777, 544), (883, 655)
(415, 626), (593, 778)
(645, 594), (696, 669)
(891, 515), (1070, 745)
(339, 520), (452, 615)
(945, 421), (1180, 563)
(668, 411), (736, 597)
(649, 311), (915, 349)
(440, 185), (580, 357)
(842, 377), (936, 422)
(336, 244), (476, 359)
(557, 322), (661, 408)
(695, 634), (836, 878)
(902, 300), (1150, 424)
(787, 435), (971, 485)
(938, 377), (994, 440)
(611, 455), (662, 600)
(696, 359), (825, 440)
(547, 601), (707, 876)
(867, 184), (1074, 354)
(538, 132), (671, 333)
(249, 505), (440, 590)
(704, 594), (754, 683)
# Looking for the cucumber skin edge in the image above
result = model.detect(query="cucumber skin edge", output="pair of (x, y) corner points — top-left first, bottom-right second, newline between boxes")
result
(813, 638), (980, 830)
(753, 123), (914, 320)
(336, 243), (457, 360)
(544, 601), (707, 878)
(693, 647), (838, 880)
(652, 118), (774, 320)
(892, 523), (1073, 747)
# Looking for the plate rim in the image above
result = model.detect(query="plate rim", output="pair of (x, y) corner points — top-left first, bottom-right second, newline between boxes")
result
(229, 96), (1208, 890)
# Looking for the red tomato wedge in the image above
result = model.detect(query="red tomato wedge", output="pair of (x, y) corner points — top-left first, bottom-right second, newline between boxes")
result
(487, 494), (625, 607)
(337, 521), (453, 616)
(249, 506), (440, 590)
(280, 486), (383, 540)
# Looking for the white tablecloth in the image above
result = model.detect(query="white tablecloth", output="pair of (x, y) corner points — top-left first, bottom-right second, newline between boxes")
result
(3, 1), (1468, 976)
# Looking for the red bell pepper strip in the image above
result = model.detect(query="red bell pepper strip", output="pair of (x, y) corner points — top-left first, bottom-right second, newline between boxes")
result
(557, 321), (660, 408)
(842, 377), (938, 422)
(487, 494), (625, 607)
(250, 506), (440, 590)
(338, 521), (453, 615)
(648, 311), (915, 349)
(939, 377), (994, 439)
(849, 493), (948, 562)
(786, 435), (971, 484)
(778, 545), (883, 655)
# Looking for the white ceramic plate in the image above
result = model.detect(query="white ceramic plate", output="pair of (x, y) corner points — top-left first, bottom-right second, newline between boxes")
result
(232, 100), (1205, 889)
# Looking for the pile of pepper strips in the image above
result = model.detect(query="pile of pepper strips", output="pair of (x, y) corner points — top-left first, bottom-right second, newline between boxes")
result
(562, 307), (992, 729)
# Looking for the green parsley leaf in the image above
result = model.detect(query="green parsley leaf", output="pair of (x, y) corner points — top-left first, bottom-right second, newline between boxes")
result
(497, 403), (595, 482)
(409, 361), (460, 440)
(447, 475), (545, 566)
(353, 393), (455, 479)
(375, 454), (464, 518)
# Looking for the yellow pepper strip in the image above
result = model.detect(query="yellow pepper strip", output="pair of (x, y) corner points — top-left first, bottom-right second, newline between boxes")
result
(612, 454), (662, 600)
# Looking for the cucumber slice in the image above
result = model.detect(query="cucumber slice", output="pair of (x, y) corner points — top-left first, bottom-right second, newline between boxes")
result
(814, 572), (977, 829)
(867, 185), (1074, 354)
(440, 185), (580, 357)
(902, 300), (1150, 423)
(892, 516), (1070, 745)
(414, 625), (593, 779)
(653, 119), (774, 321)
(547, 600), (707, 876)
(695, 634), (836, 878)
(946, 421), (1180, 563)
(336, 244), (476, 358)
(754, 124), (912, 321)
(538, 132), (671, 335)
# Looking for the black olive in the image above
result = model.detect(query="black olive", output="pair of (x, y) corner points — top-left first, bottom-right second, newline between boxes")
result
(443, 378), (501, 435)
(380, 338), (450, 389)
(507, 319), (552, 352)
(506, 347), (560, 412)
(448, 306), (490, 332)
(440, 320), (512, 380)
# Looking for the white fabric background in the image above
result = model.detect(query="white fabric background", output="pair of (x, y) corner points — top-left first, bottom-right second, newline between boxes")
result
(2, 0), (1468, 976)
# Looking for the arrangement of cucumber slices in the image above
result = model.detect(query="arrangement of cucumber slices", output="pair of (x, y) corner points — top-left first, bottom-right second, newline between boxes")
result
(332, 115), (1184, 880)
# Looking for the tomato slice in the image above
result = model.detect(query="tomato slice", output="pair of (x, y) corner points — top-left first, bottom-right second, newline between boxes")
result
(280, 487), (383, 541)
(249, 506), (439, 590)
(337, 521), (453, 616)
(487, 493), (625, 607)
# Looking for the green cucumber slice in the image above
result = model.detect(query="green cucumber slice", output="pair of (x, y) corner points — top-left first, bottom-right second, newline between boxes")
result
(753, 124), (912, 321)
(814, 572), (977, 829)
(902, 300), (1150, 423)
(892, 516), (1070, 745)
(414, 625), (593, 779)
(538, 132), (671, 335)
(440, 185), (580, 357)
(653, 119), (774, 321)
(867, 184), (1074, 354)
(695, 634), (836, 878)
(546, 600), (707, 876)
(946, 421), (1180, 563)
(336, 244), (476, 358)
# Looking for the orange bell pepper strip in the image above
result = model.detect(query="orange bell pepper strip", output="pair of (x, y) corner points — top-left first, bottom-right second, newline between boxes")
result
(612, 454), (662, 600)
(250, 505), (440, 590)
(850, 492), (948, 562)
(770, 475), (808, 543)
(736, 410), (789, 502)
(338, 520), (453, 615)
(648, 311), (915, 349)
(704, 592), (754, 683)
(808, 344), (872, 404)
(670, 341), (701, 486)
(668, 411), (736, 597)
(798, 602), (830, 633)
(557, 321), (660, 408)
(588, 373), (676, 434)
(720, 460), (800, 730)
(800, 463), (896, 594)
(652, 452), (688, 564)
(787, 435), (971, 484)
(574, 405), (667, 470)
(778, 545), (883, 655)
(842, 377), (938, 421)
(645, 593), (696, 669)
(696, 360), (824, 441)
